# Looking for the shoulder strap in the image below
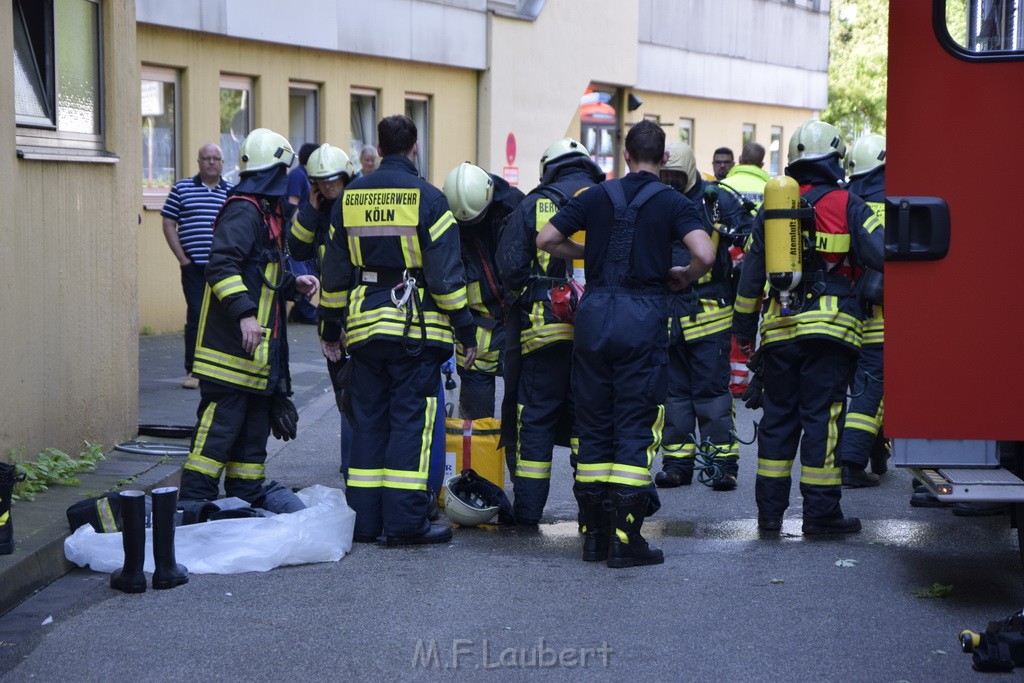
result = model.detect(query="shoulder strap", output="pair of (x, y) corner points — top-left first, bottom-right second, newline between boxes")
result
(532, 184), (571, 208)
(802, 184), (842, 207)
(603, 180), (670, 264)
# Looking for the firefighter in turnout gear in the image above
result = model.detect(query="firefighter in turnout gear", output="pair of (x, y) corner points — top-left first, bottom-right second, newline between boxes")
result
(496, 137), (606, 525)
(655, 141), (751, 491)
(319, 115), (477, 545)
(840, 134), (888, 487)
(288, 143), (353, 474)
(180, 129), (320, 504)
(537, 120), (714, 567)
(442, 162), (525, 418)
(733, 119), (884, 535)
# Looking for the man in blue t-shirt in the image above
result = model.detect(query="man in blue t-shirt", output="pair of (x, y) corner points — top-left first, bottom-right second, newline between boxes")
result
(161, 143), (233, 389)
(537, 120), (715, 568)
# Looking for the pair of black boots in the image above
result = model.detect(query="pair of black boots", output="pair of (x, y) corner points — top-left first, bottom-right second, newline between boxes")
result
(111, 487), (189, 593)
(575, 489), (664, 568)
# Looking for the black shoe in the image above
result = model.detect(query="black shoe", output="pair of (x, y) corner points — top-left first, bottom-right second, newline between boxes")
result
(427, 491), (441, 522)
(382, 525), (453, 547)
(654, 469), (692, 488)
(802, 516), (862, 535)
(758, 516), (782, 532)
(952, 502), (1009, 517)
(353, 533), (382, 543)
(842, 465), (880, 488)
(910, 492), (952, 508)
(712, 474), (738, 491)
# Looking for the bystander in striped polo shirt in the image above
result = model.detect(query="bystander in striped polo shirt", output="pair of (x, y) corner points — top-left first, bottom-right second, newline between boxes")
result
(160, 176), (234, 265)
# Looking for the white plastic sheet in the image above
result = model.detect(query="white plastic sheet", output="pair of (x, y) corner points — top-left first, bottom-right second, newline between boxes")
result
(64, 485), (355, 574)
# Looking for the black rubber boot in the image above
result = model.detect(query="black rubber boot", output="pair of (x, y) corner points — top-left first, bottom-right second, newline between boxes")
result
(110, 490), (148, 594)
(0, 462), (26, 555)
(382, 525), (453, 547)
(574, 490), (610, 562)
(842, 465), (880, 488)
(654, 464), (693, 488)
(711, 456), (739, 491)
(802, 514), (862, 535)
(151, 487), (189, 590)
(606, 490), (664, 569)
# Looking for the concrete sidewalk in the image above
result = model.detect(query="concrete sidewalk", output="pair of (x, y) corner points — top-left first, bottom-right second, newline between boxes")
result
(0, 323), (335, 615)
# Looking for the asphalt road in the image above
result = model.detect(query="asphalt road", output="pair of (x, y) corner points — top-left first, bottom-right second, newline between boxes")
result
(1, 382), (1021, 681)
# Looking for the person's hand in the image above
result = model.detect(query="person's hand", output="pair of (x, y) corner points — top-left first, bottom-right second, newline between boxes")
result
(296, 275), (319, 297)
(239, 316), (263, 355)
(462, 346), (478, 370)
(321, 337), (344, 363)
(309, 184), (322, 210)
(667, 266), (691, 291)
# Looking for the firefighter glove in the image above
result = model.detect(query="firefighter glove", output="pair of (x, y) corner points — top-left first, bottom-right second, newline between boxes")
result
(269, 392), (299, 441)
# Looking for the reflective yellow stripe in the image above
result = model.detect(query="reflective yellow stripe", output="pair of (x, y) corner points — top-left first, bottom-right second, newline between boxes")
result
(225, 461), (265, 480)
(348, 468), (385, 488)
(576, 463), (612, 483)
(825, 401), (843, 469)
(191, 401), (216, 458)
(192, 357), (269, 391)
(608, 463), (653, 487)
(320, 289), (349, 309)
(428, 211), (456, 242)
(662, 443), (696, 461)
(516, 459), (551, 479)
(0, 511), (8, 525)
(184, 453), (224, 478)
(863, 212), (882, 234)
(756, 458), (794, 478)
(213, 275), (247, 300)
(680, 305), (733, 340)
(646, 405), (665, 467)
(845, 412), (879, 434)
(433, 288), (468, 311)
(815, 231), (851, 253)
(384, 468), (429, 491)
(735, 294), (760, 315)
(800, 464), (842, 487)
(291, 219), (315, 244)
(96, 498), (119, 533)
(418, 396), (435, 476)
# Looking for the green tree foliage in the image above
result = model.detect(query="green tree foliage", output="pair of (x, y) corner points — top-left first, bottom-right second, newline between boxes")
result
(823, 0), (889, 143)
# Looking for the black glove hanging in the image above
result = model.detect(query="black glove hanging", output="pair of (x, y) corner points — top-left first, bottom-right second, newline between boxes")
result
(269, 392), (299, 441)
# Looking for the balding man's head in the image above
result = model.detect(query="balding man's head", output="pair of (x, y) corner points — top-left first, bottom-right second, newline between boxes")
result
(739, 142), (765, 167)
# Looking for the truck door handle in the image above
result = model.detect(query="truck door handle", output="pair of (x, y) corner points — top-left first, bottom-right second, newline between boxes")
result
(884, 196), (950, 262)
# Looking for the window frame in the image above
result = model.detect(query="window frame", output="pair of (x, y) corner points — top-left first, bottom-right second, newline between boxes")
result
(405, 93), (431, 181)
(288, 81), (320, 152)
(141, 65), (180, 209)
(769, 125), (783, 176)
(15, 0), (112, 162)
(350, 87), (378, 163)
(678, 117), (694, 147)
(219, 74), (255, 185)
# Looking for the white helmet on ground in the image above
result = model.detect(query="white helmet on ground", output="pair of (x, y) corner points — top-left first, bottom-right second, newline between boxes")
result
(444, 474), (499, 526)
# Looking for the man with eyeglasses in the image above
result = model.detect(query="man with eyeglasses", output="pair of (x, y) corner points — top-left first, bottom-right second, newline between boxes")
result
(161, 143), (234, 389)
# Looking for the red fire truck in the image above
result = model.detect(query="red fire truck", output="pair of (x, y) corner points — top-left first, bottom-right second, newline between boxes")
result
(887, 1), (1024, 557)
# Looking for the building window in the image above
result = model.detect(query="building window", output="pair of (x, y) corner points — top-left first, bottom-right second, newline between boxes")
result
(405, 94), (430, 180)
(770, 125), (783, 175)
(220, 74), (253, 184)
(742, 123), (756, 147)
(351, 89), (377, 163)
(289, 82), (319, 152)
(14, 0), (106, 157)
(141, 66), (179, 207)
(678, 117), (693, 146)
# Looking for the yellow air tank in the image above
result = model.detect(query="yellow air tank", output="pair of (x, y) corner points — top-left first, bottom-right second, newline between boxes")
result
(764, 175), (803, 315)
